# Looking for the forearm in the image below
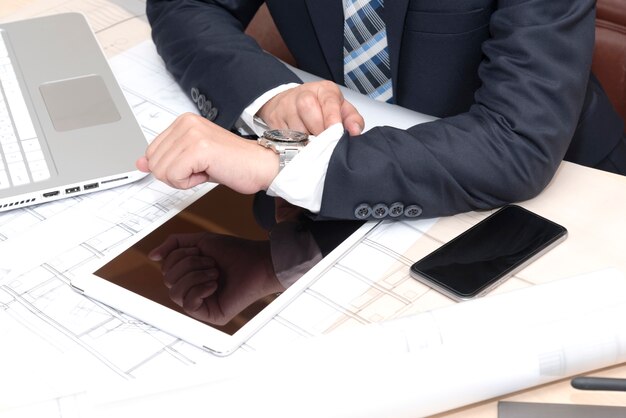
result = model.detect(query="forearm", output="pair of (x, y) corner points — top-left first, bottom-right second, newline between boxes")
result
(270, 221), (322, 289)
(147, 0), (301, 129)
(318, 0), (595, 220)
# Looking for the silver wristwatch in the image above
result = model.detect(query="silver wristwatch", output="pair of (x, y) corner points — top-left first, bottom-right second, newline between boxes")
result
(258, 129), (309, 170)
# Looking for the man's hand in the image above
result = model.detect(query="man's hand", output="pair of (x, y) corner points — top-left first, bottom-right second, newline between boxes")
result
(136, 113), (279, 193)
(149, 232), (283, 326)
(258, 80), (364, 135)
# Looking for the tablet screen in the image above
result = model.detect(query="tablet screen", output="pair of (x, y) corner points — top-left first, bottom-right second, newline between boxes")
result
(92, 185), (362, 336)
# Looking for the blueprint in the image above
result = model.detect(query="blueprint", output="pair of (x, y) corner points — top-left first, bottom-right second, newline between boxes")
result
(0, 38), (219, 413)
(86, 269), (626, 418)
(0, 36), (442, 416)
(4, 3), (624, 417)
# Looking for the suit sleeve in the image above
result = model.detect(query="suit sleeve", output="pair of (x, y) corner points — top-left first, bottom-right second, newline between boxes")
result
(146, 0), (302, 129)
(319, 0), (596, 220)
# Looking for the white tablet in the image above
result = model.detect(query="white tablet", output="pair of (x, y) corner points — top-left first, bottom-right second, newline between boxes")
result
(70, 185), (372, 356)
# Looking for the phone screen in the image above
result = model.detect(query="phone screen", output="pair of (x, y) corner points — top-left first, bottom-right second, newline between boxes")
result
(410, 205), (567, 300)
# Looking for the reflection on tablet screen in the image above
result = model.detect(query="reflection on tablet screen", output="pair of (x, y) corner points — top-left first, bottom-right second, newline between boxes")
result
(94, 185), (361, 336)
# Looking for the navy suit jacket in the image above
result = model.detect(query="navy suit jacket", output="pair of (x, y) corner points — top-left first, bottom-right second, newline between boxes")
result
(147, 0), (624, 220)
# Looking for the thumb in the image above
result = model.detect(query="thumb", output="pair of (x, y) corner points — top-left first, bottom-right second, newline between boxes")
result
(341, 100), (364, 136)
(136, 156), (150, 172)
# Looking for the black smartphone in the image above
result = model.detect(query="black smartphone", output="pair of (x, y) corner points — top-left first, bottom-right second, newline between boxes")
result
(409, 205), (567, 301)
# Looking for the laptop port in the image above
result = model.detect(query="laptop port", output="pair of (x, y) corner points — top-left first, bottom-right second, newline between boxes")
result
(84, 182), (99, 190)
(43, 190), (60, 198)
(65, 186), (80, 194)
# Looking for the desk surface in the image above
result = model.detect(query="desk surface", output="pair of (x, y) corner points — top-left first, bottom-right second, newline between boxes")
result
(1, 2), (626, 417)
(432, 164), (626, 417)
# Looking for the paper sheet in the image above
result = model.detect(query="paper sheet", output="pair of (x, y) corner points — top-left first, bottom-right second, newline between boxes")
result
(0, 40), (439, 415)
(86, 269), (626, 418)
(0, 20), (623, 418)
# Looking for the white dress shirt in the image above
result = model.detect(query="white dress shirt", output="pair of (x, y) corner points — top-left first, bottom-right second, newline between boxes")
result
(240, 84), (343, 214)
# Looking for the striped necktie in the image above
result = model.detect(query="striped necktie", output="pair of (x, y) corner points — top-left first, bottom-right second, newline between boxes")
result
(343, 0), (393, 103)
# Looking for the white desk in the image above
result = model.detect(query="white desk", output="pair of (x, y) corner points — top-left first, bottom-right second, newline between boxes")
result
(1, 2), (626, 417)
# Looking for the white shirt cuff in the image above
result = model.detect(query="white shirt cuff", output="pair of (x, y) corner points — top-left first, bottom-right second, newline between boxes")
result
(270, 222), (323, 289)
(267, 123), (344, 214)
(240, 83), (301, 136)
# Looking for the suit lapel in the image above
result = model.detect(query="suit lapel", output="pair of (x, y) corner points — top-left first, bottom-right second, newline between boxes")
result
(304, 0), (344, 83)
(383, 0), (410, 91)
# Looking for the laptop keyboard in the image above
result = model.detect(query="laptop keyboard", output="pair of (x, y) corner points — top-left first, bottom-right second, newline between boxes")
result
(0, 31), (50, 190)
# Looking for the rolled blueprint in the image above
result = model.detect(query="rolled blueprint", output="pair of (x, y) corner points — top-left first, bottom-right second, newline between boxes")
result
(91, 268), (626, 418)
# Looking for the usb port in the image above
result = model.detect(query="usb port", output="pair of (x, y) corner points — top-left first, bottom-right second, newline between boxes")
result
(43, 191), (60, 198)
(65, 186), (80, 194)
(84, 182), (99, 190)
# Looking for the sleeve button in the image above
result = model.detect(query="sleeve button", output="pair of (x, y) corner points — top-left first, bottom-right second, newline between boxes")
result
(190, 87), (199, 103)
(197, 94), (206, 109)
(206, 107), (219, 121)
(372, 203), (389, 219)
(404, 205), (423, 218)
(354, 203), (372, 219)
(389, 202), (404, 217)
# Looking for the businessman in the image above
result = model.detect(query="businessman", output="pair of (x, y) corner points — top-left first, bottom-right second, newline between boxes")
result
(138, 0), (626, 221)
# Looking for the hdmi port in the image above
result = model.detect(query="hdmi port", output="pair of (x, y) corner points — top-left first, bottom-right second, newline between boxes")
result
(43, 191), (60, 198)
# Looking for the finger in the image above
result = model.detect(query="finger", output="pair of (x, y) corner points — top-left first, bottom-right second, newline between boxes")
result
(283, 115), (308, 133)
(270, 116), (290, 131)
(317, 82), (344, 128)
(294, 91), (324, 135)
(145, 112), (195, 159)
(161, 248), (207, 285)
(145, 134), (187, 184)
(168, 268), (219, 307)
(145, 114), (203, 178)
(341, 100), (365, 135)
(159, 145), (212, 189)
(182, 280), (219, 314)
(149, 232), (207, 261)
(136, 156), (150, 172)
(146, 125), (212, 189)
(144, 141), (185, 185)
(185, 282), (231, 325)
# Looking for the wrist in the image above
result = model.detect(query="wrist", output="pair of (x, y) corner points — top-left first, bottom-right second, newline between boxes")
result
(256, 145), (281, 190)
(259, 241), (285, 293)
(257, 92), (280, 123)
(257, 129), (310, 174)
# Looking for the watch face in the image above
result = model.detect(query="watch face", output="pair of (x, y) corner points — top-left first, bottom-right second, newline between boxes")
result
(263, 129), (309, 143)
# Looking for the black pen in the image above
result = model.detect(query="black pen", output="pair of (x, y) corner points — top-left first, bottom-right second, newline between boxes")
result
(571, 376), (626, 392)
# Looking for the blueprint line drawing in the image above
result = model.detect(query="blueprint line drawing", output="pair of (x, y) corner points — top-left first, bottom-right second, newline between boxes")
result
(0, 25), (449, 418)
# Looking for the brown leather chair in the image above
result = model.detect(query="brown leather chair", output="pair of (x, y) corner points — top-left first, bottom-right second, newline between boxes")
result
(593, 0), (626, 129)
(245, 4), (296, 66)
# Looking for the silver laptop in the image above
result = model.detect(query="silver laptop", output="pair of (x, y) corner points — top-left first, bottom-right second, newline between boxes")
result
(0, 13), (148, 212)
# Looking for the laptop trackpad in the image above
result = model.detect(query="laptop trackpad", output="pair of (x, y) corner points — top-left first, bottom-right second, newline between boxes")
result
(39, 74), (121, 132)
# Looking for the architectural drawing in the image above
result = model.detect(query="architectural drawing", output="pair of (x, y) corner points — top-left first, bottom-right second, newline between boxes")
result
(0, 4), (448, 415)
